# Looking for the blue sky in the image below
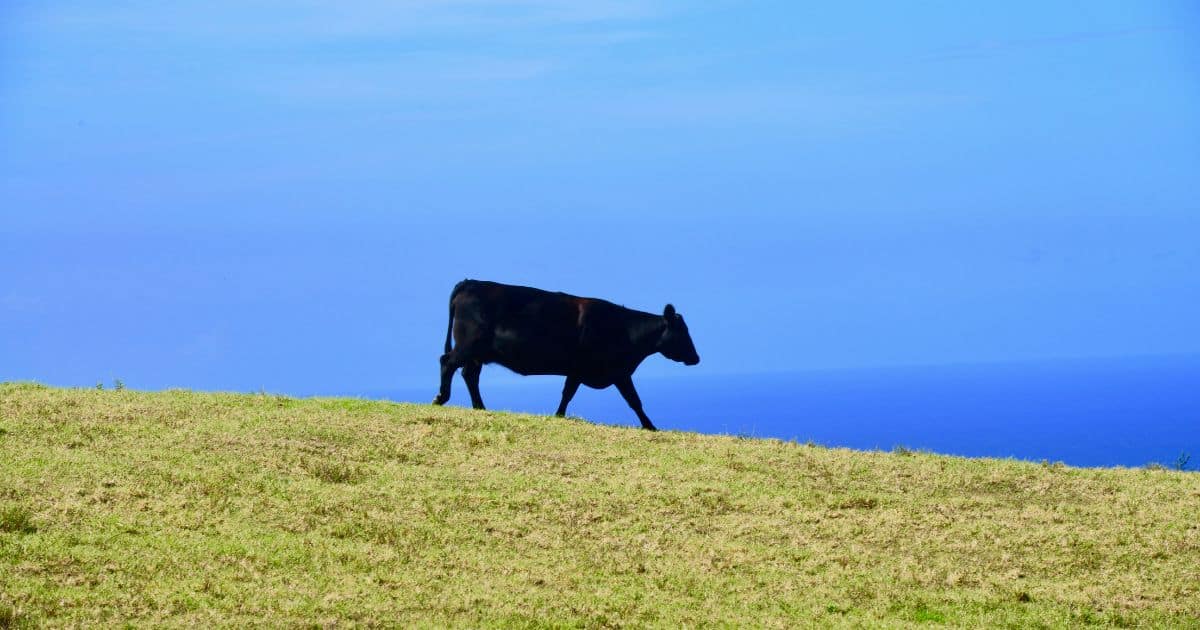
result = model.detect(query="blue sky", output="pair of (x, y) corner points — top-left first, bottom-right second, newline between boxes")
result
(2, 1), (1198, 394)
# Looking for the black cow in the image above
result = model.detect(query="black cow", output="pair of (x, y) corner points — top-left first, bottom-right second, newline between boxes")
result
(432, 279), (700, 431)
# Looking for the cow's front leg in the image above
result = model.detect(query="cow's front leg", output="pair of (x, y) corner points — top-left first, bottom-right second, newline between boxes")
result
(461, 361), (486, 410)
(614, 376), (657, 431)
(556, 376), (581, 417)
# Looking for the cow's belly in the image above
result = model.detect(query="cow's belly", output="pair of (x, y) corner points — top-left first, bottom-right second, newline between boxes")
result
(581, 376), (614, 389)
(494, 358), (571, 376)
(489, 326), (573, 376)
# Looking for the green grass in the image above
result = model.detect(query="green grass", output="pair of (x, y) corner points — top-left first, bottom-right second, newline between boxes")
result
(1, 382), (1198, 627)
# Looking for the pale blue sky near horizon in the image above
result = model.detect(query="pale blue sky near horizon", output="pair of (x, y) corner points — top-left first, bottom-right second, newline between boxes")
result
(2, 1), (1199, 395)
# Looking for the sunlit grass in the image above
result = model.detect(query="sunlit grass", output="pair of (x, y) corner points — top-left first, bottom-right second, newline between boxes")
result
(1, 382), (1198, 627)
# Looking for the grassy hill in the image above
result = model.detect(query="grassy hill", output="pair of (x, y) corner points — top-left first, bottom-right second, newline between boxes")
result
(1, 383), (1198, 627)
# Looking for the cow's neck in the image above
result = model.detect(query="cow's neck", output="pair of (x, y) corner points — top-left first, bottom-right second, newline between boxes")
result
(628, 312), (666, 360)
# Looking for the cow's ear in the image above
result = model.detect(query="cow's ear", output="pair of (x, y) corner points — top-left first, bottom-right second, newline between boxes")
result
(663, 304), (676, 320)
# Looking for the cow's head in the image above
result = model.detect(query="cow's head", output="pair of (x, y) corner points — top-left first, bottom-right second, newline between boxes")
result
(658, 304), (700, 366)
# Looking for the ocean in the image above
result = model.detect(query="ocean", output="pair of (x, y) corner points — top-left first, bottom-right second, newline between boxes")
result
(366, 354), (1199, 469)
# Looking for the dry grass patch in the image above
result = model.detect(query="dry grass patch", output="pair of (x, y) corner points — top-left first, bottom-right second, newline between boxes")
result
(1, 382), (1198, 627)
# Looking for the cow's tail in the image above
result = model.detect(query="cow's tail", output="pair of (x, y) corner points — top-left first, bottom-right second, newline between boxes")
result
(444, 279), (469, 354)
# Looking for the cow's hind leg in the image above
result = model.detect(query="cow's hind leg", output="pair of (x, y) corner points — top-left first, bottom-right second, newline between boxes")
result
(461, 361), (485, 409)
(434, 319), (488, 405)
(433, 351), (462, 405)
(556, 376), (580, 417)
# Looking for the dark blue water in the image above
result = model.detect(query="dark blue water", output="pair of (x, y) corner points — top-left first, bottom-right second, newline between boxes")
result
(364, 355), (1200, 469)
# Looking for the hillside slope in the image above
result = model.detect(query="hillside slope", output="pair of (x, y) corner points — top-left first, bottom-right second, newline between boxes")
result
(1, 383), (1198, 627)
